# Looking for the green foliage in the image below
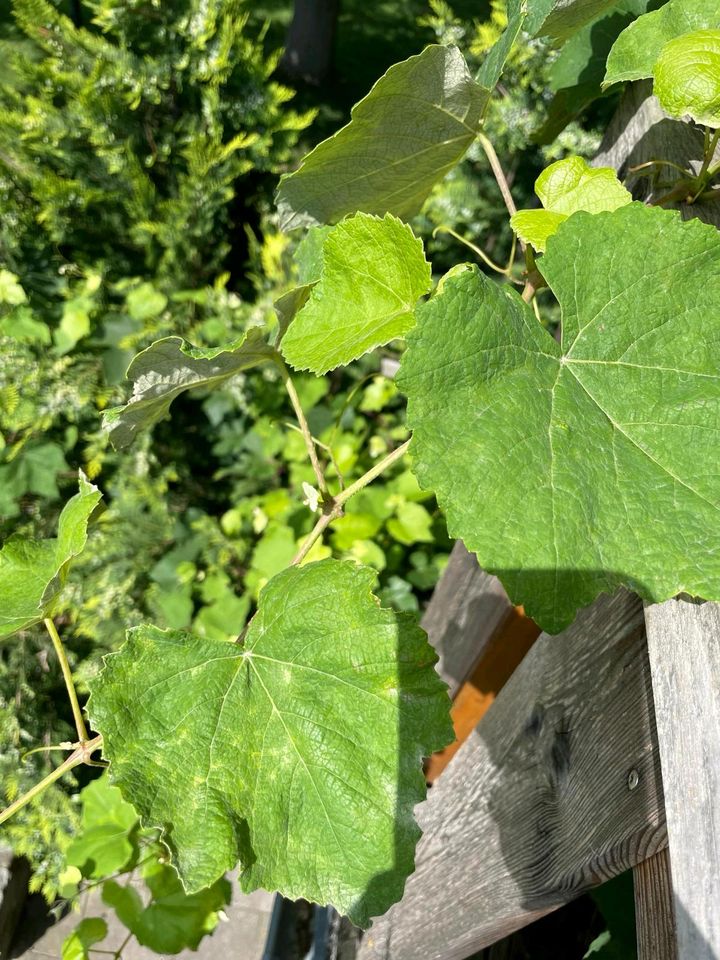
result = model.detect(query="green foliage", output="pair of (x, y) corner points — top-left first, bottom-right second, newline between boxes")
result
(281, 214), (432, 374)
(401, 204), (720, 631)
(0, 0), (310, 287)
(4, 0), (710, 950)
(65, 776), (137, 878)
(0, 475), (101, 639)
(61, 774), (230, 957)
(604, 0), (719, 85)
(62, 917), (108, 960)
(103, 331), (277, 449)
(654, 29), (720, 126)
(276, 44), (488, 230)
(511, 156), (631, 251)
(88, 560), (452, 926)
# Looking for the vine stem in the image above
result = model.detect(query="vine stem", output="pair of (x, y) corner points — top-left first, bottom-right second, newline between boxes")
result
(477, 132), (524, 250)
(336, 439), (410, 509)
(44, 617), (89, 744)
(276, 359), (329, 497)
(291, 439), (411, 565)
(0, 735), (102, 827)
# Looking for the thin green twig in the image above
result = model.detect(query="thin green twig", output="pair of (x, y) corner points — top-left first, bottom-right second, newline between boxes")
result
(44, 617), (89, 744)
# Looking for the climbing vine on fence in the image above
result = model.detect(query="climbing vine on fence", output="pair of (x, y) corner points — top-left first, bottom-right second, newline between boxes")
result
(2, 0), (720, 941)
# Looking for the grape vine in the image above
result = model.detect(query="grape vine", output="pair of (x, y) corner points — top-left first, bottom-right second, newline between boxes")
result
(2, 0), (720, 935)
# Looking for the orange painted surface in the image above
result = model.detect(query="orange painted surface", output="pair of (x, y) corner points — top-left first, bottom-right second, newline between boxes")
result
(426, 607), (541, 784)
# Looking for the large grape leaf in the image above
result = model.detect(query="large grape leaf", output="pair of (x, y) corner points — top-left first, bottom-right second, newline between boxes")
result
(604, 0), (720, 86)
(88, 559), (452, 926)
(281, 213), (431, 375)
(104, 330), (276, 449)
(0, 474), (101, 640)
(275, 45), (489, 231)
(511, 157), (631, 252)
(399, 204), (720, 633)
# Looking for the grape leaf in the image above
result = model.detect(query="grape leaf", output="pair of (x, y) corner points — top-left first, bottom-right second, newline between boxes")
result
(281, 213), (431, 375)
(102, 863), (230, 953)
(62, 918), (108, 960)
(399, 204), (720, 633)
(104, 330), (276, 449)
(0, 474), (101, 640)
(511, 157), (631, 252)
(88, 559), (452, 926)
(654, 30), (720, 127)
(276, 45), (489, 231)
(65, 776), (138, 879)
(604, 0), (720, 86)
(539, 0), (622, 41)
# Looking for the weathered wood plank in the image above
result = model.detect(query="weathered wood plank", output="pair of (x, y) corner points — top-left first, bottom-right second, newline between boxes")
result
(359, 590), (666, 960)
(593, 80), (720, 229)
(634, 848), (678, 960)
(644, 599), (720, 960)
(421, 541), (514, 698)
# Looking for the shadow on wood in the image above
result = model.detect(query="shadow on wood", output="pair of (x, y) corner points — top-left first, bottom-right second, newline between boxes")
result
(359, 584), (667, 960)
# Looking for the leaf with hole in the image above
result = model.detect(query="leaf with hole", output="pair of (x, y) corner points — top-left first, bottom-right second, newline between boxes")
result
(88, 559), (452, 927)
(399, 203), (720, 632)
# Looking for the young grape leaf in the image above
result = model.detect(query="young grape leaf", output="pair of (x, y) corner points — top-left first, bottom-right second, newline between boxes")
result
(399, 204), (720, 633)
(0, 474), (101, 640)
(65, 776), (138, 879)
(654, 30), (720, 127)
(276, 45), (489, 231)
(511, 157), (631, 252)
(102, 863), (230, 954)
(281, 213), (431, 375)
(62, 918), (108, 960)
(604, 0), (720, 86)
(88, 559), (452, 927)
(104, 330), (276, 449)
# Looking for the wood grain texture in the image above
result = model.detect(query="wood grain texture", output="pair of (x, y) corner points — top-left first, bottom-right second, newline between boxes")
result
(421, 541), (514, 698)
(593, 80), (720, 229)
(426, 608), (539, 783)
(358, 590), (666, 960)
(634, 848), (678, 960)
(644, 599), (720, 960)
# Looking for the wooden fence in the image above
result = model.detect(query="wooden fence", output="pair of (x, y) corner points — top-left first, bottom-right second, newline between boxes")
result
(358, 82), (720, 960)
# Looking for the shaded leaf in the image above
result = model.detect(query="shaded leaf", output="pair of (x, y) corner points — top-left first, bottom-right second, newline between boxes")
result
(604, 0), (720, 85)
(103, 330), (276, 449)
(281, 213), (431, 375)
(276, 45), (488, 231)
(66, 775), (138, 878)
(400, 204), (720, 632)
(0, 474), (101, 640)
(89, 559), (452, 926)
(102, 863), (230, 954)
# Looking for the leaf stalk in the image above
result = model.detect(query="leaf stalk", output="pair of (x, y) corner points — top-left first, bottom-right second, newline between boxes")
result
(44, 617), (90, 744)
